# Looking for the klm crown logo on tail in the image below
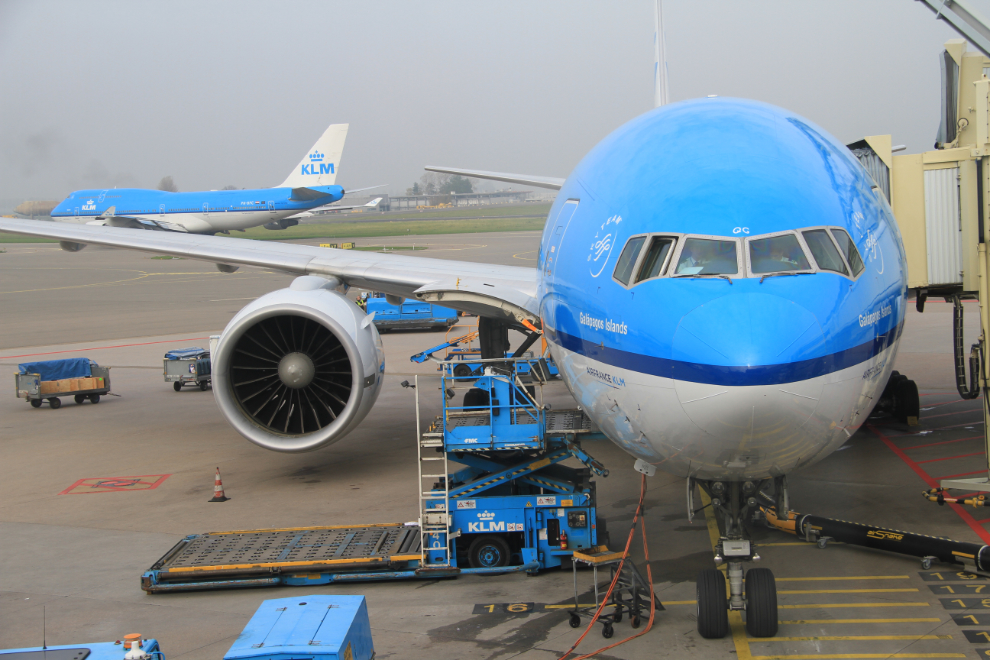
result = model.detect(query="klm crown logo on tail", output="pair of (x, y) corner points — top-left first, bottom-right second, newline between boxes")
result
(279, 124), (349, 188)
(301, 150), (335, 176)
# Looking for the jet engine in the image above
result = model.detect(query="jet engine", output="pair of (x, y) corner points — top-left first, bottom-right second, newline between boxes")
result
(212, 276), (384, 452)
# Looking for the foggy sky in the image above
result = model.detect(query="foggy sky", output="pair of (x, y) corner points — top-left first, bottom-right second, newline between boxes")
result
(0, 1), (973, 203)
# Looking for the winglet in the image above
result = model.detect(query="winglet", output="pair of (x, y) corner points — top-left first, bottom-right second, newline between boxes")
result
(424, 166), (564, 191)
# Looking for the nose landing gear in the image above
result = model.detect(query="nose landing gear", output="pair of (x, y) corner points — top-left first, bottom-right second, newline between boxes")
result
(694, 478), (779, 639)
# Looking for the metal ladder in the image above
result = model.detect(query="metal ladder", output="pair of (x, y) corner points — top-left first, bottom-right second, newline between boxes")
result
(415, 375), (452, 567)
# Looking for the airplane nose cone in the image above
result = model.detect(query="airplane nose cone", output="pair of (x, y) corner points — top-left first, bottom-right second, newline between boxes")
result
(672, 293), (827, 465)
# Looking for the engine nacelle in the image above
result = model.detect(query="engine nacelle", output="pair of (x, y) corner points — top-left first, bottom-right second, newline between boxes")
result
(212, 276), (384, 452)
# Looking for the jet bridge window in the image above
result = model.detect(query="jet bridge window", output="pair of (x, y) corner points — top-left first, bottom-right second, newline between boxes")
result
(635, 236), (676, 283)
(613, 235), (646, 285)
(830, 228), (865, 277)
(748, 233), (811, 274)
(674, 238), (738, 275)
(802, 229), (848, 275)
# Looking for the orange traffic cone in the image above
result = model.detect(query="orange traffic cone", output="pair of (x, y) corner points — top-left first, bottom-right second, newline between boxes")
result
(209, 467), (229, 502)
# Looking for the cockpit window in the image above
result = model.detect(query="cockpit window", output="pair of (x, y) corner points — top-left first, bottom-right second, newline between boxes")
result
(635, 236), (676, 282)
(674, 238), (738, 275)
(613, 236), (646, 285)
(830, 228), (865, 276)
(802, 229), (848, 275)
(748, 234), (811, 274)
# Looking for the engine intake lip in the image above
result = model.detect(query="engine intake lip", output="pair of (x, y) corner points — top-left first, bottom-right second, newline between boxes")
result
(213, 303), (366, 452)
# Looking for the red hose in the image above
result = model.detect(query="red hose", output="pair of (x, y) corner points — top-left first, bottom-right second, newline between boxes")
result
(557, 473), (656, 660)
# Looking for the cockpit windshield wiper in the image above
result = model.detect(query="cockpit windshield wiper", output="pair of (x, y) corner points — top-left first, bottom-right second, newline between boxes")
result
(672, 273), (733, 283)
(759, 271), (812, 284)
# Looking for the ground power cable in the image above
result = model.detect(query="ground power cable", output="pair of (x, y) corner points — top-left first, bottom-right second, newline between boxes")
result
(557, 473), (657, 660)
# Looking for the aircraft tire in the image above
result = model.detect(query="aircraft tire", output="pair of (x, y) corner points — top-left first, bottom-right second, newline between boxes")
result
(895, 379), (920, 423)
(464, 388), (490, 409)
(745, 568), (778, 638)
(696, 569), (728, 639)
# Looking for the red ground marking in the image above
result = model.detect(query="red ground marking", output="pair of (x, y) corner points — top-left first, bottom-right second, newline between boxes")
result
(923, 408), (984, 420)
(902, 435), (983, 450)
(977, 518), (990, 525)
(922, 399), (967, 409)
(916, 451), (986, 464)
(885, 420), (986, 437)
(935, 470), (987, 480)
(1, 338), (209, 360)
(59, 474), (171, 495)
(869, 424), (990, 545)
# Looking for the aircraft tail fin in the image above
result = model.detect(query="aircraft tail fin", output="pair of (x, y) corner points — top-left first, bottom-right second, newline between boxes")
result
(279, 123), (349, 188)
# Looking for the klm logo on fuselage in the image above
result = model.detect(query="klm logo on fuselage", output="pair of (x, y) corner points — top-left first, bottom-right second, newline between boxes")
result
(301, 150), (334, 176)
(82, 199), (96, 211)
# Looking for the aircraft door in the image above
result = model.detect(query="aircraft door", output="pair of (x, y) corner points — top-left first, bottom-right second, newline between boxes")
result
(202, 203), (210, 216)
(159, 204), (165, 217)
(543, 200), (578, 284)
(267, 201), (275, 213)
(74, 207), (79, 217)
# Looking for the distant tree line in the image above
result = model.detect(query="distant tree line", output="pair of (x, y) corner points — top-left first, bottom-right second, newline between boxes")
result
(407, 172), (472, 196)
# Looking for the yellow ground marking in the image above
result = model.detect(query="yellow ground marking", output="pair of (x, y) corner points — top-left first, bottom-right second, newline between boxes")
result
(742, 655), (963, 659)
(776, 576), (909, 581)
(778, 589), (919, 594)
(512, 250), (537, 260)
(779, 603), (930, 609)
(751, 635), (952, 641)
(779, 619), (940, 624)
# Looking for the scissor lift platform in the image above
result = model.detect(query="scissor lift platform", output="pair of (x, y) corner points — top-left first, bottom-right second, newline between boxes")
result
(142, 523), (423, 593)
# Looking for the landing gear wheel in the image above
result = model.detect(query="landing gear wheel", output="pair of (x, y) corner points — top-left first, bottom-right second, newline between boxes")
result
(89, 394), (100, 404)
(453, 364), (473, 378)
(696, 569), (729, 639)
(199, 380), (209, 391)
(894, 379), (920, 423)
(74, 394), (86, 404)
(48, 398), (61, 409)
(463, 388), (490, 409)
(467, 535), (510, 569)
(602, 623), (614, 639)
(631, 615), (641, 629)
(30, 399), (42, 408)
(173, 382), (182, 392)
(569, 613), (581, 628)
(745, 568), (778, 638)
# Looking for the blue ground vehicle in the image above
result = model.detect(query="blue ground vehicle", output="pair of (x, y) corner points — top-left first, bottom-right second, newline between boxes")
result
(361, 292), (458, 331)
(140, 355), (607, 592)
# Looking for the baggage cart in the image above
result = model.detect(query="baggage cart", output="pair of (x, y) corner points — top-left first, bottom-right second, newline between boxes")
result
(15, 357), (112, 409)
(164, 347), (211, 391)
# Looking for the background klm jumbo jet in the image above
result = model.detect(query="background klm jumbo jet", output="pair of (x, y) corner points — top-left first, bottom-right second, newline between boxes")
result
(51, 123), (381, 235)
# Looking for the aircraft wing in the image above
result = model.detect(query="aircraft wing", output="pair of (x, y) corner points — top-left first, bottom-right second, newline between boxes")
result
(424, 166), (565, 191)
(286, 197), (384, 220)
(0, 218), (539, 323)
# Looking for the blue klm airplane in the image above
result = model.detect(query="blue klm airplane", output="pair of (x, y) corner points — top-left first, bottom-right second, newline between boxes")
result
(0, 96), (911, 639)
(49, 123), (381, 234)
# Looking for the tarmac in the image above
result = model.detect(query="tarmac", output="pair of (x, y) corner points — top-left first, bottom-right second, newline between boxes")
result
(2, 232), (990, 659)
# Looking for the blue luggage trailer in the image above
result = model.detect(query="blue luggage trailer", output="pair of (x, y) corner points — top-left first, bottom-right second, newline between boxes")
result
(362, 292), (458, 331)
(225, 595), (373, 660)
(15, 357), (112, 410)
(140, 356), (610, 593)
(163, 347), (211, 392)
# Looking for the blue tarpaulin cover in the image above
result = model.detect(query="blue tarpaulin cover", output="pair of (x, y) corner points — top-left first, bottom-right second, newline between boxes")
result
(18, 358), (93, 381)
(164, 347), (208, 360)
